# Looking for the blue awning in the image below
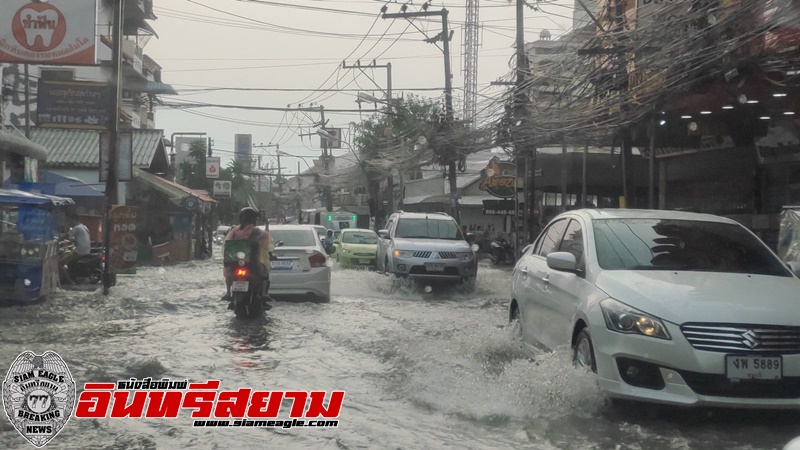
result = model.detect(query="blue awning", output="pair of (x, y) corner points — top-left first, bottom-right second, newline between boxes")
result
(0, 189), (74, 206)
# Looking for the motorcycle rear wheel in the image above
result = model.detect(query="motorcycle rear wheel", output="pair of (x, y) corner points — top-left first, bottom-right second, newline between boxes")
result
(233, 290), (264, 319)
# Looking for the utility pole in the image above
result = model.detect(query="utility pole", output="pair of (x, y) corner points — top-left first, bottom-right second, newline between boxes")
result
(23, 64), (30, 138)
(514, 0), (534, 244)
(383, 8), (457, 220)
(320, 106), (333, 212)
(343, 60), (394, 214)
(102, 0), (124, 295)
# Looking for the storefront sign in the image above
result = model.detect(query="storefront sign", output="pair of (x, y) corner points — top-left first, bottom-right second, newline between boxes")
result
(36, 80), (110, 130)
(206, 157), (220, 179)
(0, 0), (97, 65)
(213, 180), (231, 198)
(108, 205), (138, 274)
(479, 157), (516, 198)
(482, 199), (516, 216)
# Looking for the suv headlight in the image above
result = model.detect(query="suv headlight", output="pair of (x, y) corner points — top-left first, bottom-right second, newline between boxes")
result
(600, 298), (671, 340)
(456, 252), (474, 261)
(393, 249), (414, 258)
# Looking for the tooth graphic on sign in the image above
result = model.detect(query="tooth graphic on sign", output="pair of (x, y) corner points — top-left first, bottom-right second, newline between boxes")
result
(20, 9), (58, 48)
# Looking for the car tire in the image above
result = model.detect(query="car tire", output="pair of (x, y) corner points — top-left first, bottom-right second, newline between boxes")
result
(573, 328), (597, 373)
(510, 304), (522, 338)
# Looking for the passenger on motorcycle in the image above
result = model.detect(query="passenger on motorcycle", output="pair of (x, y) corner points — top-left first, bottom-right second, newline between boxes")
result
(221, 207), (275, 307)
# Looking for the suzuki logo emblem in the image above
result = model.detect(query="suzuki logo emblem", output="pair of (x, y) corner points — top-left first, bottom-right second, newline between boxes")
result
(741, 330), (760, 349)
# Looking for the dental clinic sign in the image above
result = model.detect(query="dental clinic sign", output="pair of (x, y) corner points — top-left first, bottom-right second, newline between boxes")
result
(0, 0), (97, 65)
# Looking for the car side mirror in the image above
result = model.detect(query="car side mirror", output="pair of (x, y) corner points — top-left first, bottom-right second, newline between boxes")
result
(276, 241), (284, 248)
(465, 232), (476, 243)
(378, 229), (389, 239)
(547, 252), (578, 273)
(788, 261), (800, 278)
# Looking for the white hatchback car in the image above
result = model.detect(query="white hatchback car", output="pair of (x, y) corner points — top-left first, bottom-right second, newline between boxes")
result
(510, 209), (800, 409)
(260, 224), (331, 303)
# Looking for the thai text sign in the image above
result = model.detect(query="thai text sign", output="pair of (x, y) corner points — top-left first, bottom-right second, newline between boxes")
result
(479, 157), (516, 198)
(108, 206), (138, 274)
(0, 0), (97, 65)
(37, 81), (110, 130)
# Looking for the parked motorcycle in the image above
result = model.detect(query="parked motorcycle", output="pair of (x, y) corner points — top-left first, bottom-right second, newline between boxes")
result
(489, 238), (516, 265)
(224, 241), (269, 319)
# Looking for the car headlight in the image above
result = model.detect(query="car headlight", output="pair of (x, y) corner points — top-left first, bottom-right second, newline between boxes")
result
(342, 245), (351, 253)
(600, 298), (671, 340)
(393, 249), (414, 258)
(456, 252), (474, 261)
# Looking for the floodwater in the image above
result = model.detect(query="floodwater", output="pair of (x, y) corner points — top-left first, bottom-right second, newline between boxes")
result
(1, 255), (799, 449)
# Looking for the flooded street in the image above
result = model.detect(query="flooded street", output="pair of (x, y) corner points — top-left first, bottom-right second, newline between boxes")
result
(1, 255), (799, 450)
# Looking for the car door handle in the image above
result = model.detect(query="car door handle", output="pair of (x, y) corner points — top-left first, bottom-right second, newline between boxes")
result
(542, 277), (549, 284)
(520, 268), (528, 277)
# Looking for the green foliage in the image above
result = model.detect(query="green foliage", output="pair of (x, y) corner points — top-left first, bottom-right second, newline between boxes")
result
(178, 139), (209, 190)
(354, 94), (440, 178)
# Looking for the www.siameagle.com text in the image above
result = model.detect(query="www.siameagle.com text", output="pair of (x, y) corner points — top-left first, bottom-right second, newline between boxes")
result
(194, 418), (339, 428)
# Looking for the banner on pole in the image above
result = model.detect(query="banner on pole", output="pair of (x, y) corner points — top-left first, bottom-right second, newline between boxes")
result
(108, 205), (138, 274)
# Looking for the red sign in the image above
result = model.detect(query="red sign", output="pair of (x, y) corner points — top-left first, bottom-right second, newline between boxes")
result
(108, 206), (138, 274)
(0, 0), (97, 65)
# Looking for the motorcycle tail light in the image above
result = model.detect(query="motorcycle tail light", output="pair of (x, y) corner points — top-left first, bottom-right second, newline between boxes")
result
(236, 268), (248, 277)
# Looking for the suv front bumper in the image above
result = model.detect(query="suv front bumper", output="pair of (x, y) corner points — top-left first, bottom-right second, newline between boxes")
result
(390, 255), (477, 282)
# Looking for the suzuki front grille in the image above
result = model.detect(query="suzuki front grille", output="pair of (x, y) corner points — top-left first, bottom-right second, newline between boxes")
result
(681, 323), (800, 354)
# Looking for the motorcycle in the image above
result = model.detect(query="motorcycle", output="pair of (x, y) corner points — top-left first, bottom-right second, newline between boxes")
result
(224, 241), (269, 319)
(489, 239), (516, 265)
(59, 243), (105, 285)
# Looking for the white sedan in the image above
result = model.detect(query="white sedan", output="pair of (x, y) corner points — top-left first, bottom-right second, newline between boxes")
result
(260, 224), (331, 303)
(509, 209), (800, 409)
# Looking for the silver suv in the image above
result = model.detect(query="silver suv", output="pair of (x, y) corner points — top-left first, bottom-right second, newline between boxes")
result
(376, 212), (478, 283)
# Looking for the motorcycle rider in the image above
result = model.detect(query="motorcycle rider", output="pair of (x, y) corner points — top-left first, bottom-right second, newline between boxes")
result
(59, 216), (92, 285)
(221, 207), (275, 309)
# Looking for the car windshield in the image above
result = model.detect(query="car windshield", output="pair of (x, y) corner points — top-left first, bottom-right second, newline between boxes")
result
(271, 229), (317, 247)
(394, 218), (462, 240)
(342, 232), (378, 244)
(593, 218), (791, 276)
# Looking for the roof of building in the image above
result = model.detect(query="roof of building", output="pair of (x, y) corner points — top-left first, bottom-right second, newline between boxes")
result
(29, 128), (166, 169)
(132, 167), (215, 203)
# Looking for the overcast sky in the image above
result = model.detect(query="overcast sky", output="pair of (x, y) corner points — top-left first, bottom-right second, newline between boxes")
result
(146, 0), (576, 175)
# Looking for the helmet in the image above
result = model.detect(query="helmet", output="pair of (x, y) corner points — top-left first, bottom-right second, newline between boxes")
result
(239, 207), (259, 225)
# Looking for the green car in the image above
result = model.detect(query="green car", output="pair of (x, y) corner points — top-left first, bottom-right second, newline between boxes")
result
(332, 228), (379, 269)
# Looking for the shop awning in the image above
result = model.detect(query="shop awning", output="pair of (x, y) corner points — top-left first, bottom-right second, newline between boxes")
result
(0, 130), (48, 161)
(132, 167), (215, 203)
(0, 189), (74, 206)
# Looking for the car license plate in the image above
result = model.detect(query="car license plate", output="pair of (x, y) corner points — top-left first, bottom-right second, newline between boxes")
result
(271, 260), (293, 270)
(231, 281), (249, 292)
(725, 355), (782, 380)
(425, 263), (445, 272)
(359, 259), (371, 264)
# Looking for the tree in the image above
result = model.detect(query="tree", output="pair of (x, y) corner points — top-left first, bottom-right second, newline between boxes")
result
(178, 139), (209, 190)
(354, 94), (440, 224)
